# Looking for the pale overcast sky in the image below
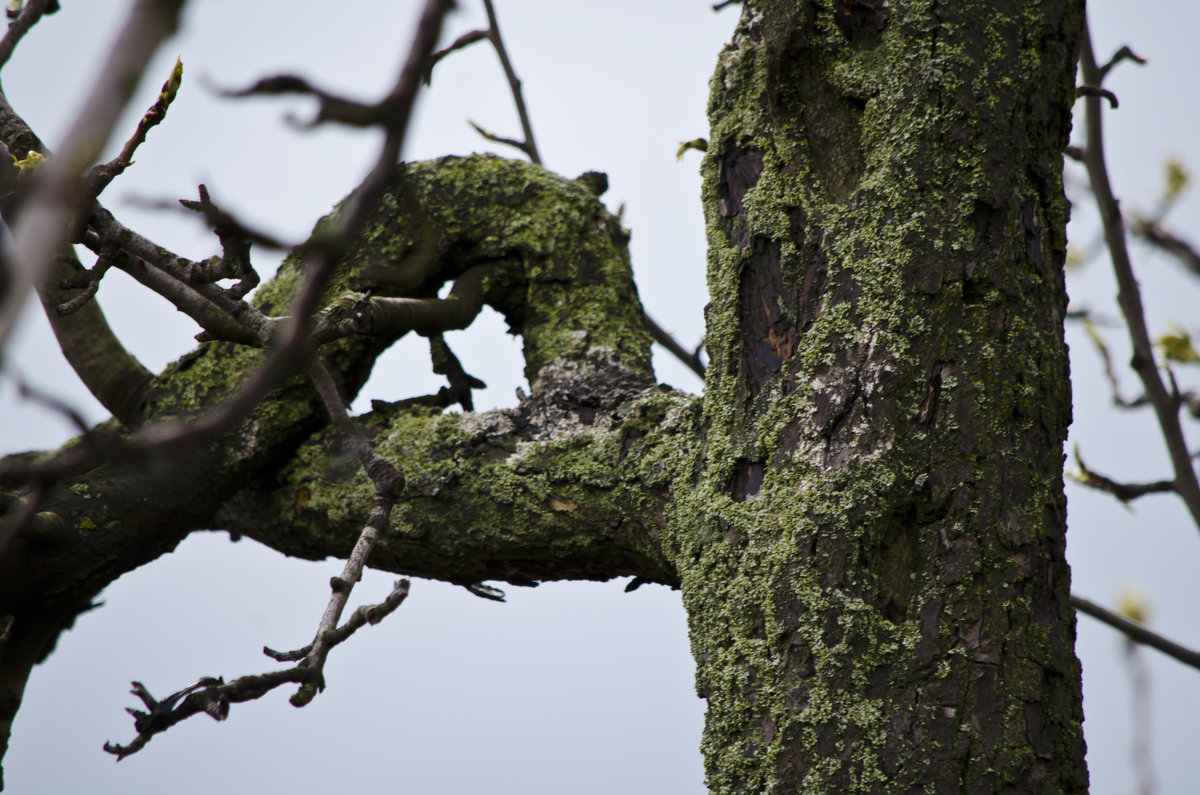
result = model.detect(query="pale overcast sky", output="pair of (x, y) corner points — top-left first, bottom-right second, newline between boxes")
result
(2, 2), (1199, 793)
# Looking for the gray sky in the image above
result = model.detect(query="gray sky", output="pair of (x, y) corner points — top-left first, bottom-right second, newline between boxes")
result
(1, 2), (1198, 792)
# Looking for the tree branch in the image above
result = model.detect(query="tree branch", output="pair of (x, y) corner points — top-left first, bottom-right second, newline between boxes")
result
(645, 314), (705, 379)
(1078, 28), (1200, 533)
(0, 0), (187, 348)
(1072, 594), (1200, 672)
(0, 0), (57, 71)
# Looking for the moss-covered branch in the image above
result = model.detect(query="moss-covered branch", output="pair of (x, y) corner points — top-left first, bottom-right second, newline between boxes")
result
(219, 349), (695, 588)
(0, 155), (662, 615)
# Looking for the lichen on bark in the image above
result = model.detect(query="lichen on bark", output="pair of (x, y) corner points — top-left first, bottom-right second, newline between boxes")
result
(682, 0), (1087, 791)
(1, 2), (1092, 789)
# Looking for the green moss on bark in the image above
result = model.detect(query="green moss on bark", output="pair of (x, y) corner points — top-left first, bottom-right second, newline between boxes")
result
(683, 1), (1085, 791)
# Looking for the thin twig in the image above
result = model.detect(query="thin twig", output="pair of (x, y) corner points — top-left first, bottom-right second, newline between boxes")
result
(1130, 217), (1200, 280)
(424, 28), (488, 82)
(1097, 45), (1146, 82)
(0, 0), (188, 349)
(481, 0), (541, 165)
(87, 57), (184, 198)
(1079, 27), (1200, 534)
(645, 314), (705, 379)
(467, 119), (531, 158)
(0, 0), (57, 70)
(4, 371), (90, 435)
(1073, 594), (1200, 672)
(1076, 84), (1119, 109)
(1069, 447), (1175, 502)
(428, 334), (486, 411)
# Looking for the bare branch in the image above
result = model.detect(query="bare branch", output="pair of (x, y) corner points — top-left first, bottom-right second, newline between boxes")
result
(1069, 446), (1175, 503)
(645, 314), (706, 379)
(0, 0), (187, 349)
(425, 1), (541, 165)
(316, 264), (488, 343)
(264, 579), (410, 662)
(1073, 594), (1200, 672)
(177, 184), (261, 299)
(424, 28), (488, 83)
(1079, 26), (1200, 534)
(53, 252), (112, 316)
(468, 118), (535, 160)
(0, 0), (57, 71)
(102, 669), (319, 760)
(87, 57), (184, 198)
(1130, 216), (1200, 280)
(481, 0), (541, 165)
(1075, 84), (1118, 109)
(218, 74), (388, 128)
(97, 3), (453, 752)
(428, 334), (486, 411)
(1097, 45), (1146, 83)
(5, 371), (90, 435)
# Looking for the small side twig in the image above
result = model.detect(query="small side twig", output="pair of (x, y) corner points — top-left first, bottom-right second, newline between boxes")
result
(1130, 217), (1200, 280)
(55, 251), (113, 315)
(1097, 45), (1146, 82)
(1078, 315), (1142, 408)
(428, 334), (486, 411)
(178, 184), (262, 300)
(0, 0), (58, 70)
(1068, 446), (1175, 503)
(645, 314), (705, 379)
(87, 57), (184, 198)
(479, 0), (540, 165)
(424, 28), (488, 81)
(1076, 84), (1119, 109)
(425, 0), (542, 164)
(1072, 594), (1200, 672)
(264, 579), (410, 662)
(467, 119), (530, 159)
(7, 371), (91, 435)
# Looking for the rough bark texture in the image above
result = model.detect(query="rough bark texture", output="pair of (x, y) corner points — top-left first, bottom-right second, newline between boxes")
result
(0, 2), (1088, 790)
(682, 0), (1086, 790)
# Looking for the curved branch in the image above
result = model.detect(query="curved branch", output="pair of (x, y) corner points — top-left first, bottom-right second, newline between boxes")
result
(0, 154), (657, 619)
(34, 251), (154, 426)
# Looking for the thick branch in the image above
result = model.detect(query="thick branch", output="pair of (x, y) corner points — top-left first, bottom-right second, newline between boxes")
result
(218, 350), (691, 588)
(0, 154), (657, 620)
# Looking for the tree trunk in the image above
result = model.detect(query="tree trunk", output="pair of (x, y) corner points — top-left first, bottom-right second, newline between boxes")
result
(0, 1), (1088, 790)
(683, 1), (1086, 790)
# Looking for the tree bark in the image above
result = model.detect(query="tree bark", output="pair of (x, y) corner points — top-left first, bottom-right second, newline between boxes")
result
(0, 1), (1088, 790)
(684, 0), (1086, 790)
